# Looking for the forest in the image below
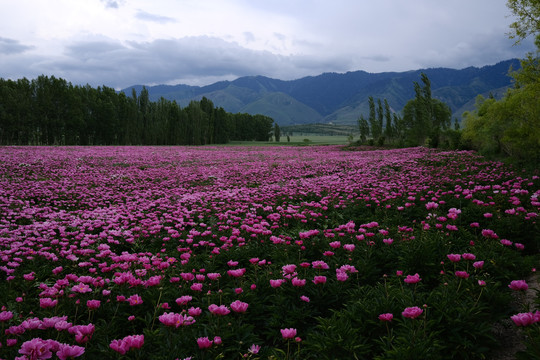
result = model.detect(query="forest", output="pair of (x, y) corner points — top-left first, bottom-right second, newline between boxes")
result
(0, 76), (274, 146)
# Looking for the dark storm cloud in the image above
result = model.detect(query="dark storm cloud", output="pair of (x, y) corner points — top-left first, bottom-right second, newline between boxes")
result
(32, 36), (352, 88)
(135, 10), (176, 23)
(0, 37), (34, 55)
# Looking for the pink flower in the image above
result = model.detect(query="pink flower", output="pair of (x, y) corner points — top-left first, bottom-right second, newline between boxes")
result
(404, 273), (421, 284)
(127, 294), (143, 306)
(378, 313), (393, 321)
(213, 336), (222, 345)
(19, 338), (53, 359)
(478, 280), (486, 286)
(39, 298), (58, 309)
(511, 312), (537, 326)
(207, 272), (221, 281)
(426, 202), (438, 210)
(311, 260), (329, 269)
(382, 238), (394, 245)
(71, 283), (92, 294)
(159, 312), (195, 327)
(86, 300), (101, 310)
(0, 310), (14, 321)
(227, 268), (246, 278)
(462, 253), (476, 261)
(282, 264), (297, 274)
(188, 307), (202, 317)
(402, 306), (423, 319)
(500, 239), (513, 246)
(447, 254), (461, 262)
(473, 261), (484, 269)
(291, 277), (306, 287)
(336, 270), (349, 282)
(175, 295), (192, 306)
(300, 295), (310, 302)
(270, 279), (285, 288)
(197, 337), (213, 349)
(230, 300), (249, 313)
(455, 271), (469, 279)
(124, 334), (144, 349)
(280, 328), (297, 339)
(312, 275), (327, 284)
(56, 343), (85, 360)
(208, 304), (230, 316)
(110, 339), (130, 355)
(508, 280), (528, 291)
(190, 283), (204, 291)
(248, 344), (261, 354)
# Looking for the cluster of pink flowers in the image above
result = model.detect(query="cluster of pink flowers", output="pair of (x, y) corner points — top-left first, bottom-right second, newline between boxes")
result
(109, 334), (144, 355)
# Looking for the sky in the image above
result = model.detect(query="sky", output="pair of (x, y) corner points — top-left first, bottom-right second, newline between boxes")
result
(0, 0), (535, 89)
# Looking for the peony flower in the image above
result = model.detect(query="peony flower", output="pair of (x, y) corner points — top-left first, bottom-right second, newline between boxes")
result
(175, 295), (192, 306)
(280, 328), (297, 339)
(404, 273), (421, 284)
(447, 254), (461, 262)
(402, 306), (423, 319)
(511, 312), (536, 327)
(312, 275), (327, 284)
(86, 300), (101, 310)
(508, 280), (528, 291)
(19, 338), (53, 359)
(56, 343), (85, 360)
(127, 294), (143, 306)
(197, 337), (213, 349)
(378, 313), (393, 322)
(230, 300), (249, 313)
(455, 271), (470, 279)
(0, 310), (14, 322)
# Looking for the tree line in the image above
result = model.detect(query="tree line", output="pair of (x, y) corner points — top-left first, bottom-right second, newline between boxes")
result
(357, 73), (456, 148)
(0, 75), (274, 145)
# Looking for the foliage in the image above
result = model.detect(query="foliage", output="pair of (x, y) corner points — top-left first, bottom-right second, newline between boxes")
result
(0, 75), (274, 145)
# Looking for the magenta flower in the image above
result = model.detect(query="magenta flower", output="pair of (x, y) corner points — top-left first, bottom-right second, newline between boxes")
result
(462, 253), (476, 261)
(511, 312), (537, 326)
(18, 338), (54, 359)
(176, 295), (193, 306)
(230, 300), (249, 313)
(313, 275), (327, 284)
(127, 294), (143, 306)
(110, 339), (130, 355)
(0, 310), (14, 322)
(300, 295), (310, 302)
(86, 299), (101, 309)
(403, 273), (421, 284)
(208, 304), (230, 316)
(378, 313), (393, 321)
(71, 283), (92, 294)
(508, 280), (528, 291)
(248, 344), (261, 354)
(291, 277), (306, 287)
(473, 261), (484, 269)
(280, 328), (297, 339)
(197, 337), (213, 349)
(56, 343), (85, 359)
(455, 271), (470, 279)
(270, 279), (285, 288)
(188, 307), (202, 317)
(158, 312), (195, 327)
(402, 306), (423, 319)
(213, 336), (222, 345)
(282, 264), (297, 274)
(227, 268), (246, 278)
(447, 254), (461, 262)
(39, 298), (58, 309)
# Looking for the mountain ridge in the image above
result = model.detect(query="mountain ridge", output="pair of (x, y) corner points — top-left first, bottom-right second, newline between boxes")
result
(122, 59), (519, 126)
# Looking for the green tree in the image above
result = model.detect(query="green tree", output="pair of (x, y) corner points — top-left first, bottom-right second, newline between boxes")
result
(274, 123), (281, 142)
(358, 115), (369, 143)
(507, 0), (540, 43)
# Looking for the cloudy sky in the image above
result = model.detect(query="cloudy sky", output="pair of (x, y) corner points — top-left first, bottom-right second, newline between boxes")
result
(0, 0), (535, 89)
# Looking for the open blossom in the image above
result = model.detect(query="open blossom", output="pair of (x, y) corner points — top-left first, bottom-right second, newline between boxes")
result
(404, 273), (421, 284)
(208, 304), (230, 316)
(447, 254), (461, 262)
(40, 298), (58, 309)
(455, 271), (470, 279)
(270, 279), (285, 288)
(230, 300), (249, 313)
(176, 295), (192, 306)
(56, 343), (85, 360)
(127, 294), (143, 306)
(511, 312), (539, 327)
(227, 268), (246, 278)
(313, 275), (327, 284)
(473, 261), (484, 269)
(18, 338), (54, 360)
(110, 335), (143, 355)
(378, 313), (393, 321)
(159, 312), (195, 327)
(248, 344), (261, 354)
(86, 299), (101, 309)
(291, 277), (306, 287)
(0, 310), (14, 321)
(197, 337), (213, 349)
(71, 283), (91, 294)
(508, 280), (528, 291)
(402, 306), (423, 319)
(280, 328), (297, 339)
(282, 264), (297, 274)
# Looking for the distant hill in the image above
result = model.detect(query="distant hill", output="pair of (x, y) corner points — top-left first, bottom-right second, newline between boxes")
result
(122, 59), (519, 126)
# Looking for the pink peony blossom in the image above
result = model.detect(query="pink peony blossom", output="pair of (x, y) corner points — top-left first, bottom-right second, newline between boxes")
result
(280, 328), (297, 339)
(402, 306), (423, 319)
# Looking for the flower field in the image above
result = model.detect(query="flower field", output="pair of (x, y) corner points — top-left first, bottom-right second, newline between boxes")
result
(0, 145), (539, 360)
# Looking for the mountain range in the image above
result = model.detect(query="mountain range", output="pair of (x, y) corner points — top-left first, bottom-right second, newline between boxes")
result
(122, 59), (520, 126)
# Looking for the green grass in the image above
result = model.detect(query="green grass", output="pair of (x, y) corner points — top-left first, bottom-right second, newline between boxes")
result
(226, 135), (353, 146)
